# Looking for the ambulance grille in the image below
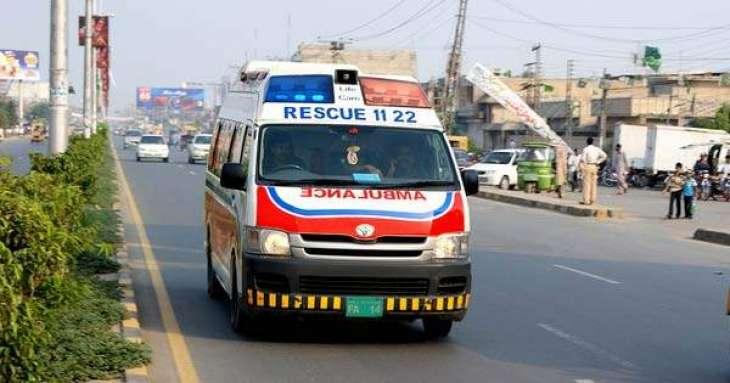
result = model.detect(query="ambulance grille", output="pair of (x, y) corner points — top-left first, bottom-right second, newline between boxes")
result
(254, 273), (290, 293)
(437, 276), (468, 295)
(299, 276), (429, 296)
(304, 248), (422, 257)
(300, 234), (427, 244)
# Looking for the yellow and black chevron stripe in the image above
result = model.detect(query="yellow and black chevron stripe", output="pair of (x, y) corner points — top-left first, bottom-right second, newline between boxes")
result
(246, 289), (471, 313)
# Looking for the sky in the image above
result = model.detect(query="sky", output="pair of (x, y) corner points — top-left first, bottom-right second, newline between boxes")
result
(4, 0), (730, 111)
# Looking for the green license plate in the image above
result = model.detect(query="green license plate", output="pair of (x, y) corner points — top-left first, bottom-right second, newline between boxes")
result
(345, 296), (384, 318)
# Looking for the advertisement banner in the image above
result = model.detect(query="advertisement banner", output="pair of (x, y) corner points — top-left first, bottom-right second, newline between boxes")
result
(79, 16), (109, 47)
(466, 63), (570, 152)
(0, 50), (40, 81)
(136, 88), (206, 112)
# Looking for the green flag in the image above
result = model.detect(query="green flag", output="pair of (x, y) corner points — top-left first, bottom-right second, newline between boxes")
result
(643, 46), (662, 72)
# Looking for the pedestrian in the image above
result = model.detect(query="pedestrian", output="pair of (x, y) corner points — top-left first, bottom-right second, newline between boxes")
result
(663, 162), (685, 219)
(579, 137), (607, 205)
(568, 148), (580, 192)
(693, 153), (711, 173)
(682, 171), (697, 219)
(612, 144), (629, 194)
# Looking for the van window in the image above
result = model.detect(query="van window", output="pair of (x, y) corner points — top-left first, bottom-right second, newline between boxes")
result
(210, 121), (234, 176)
(257, 125), (458, 188)
(229, 124), (244, 163)
(208, 121), (223, 173)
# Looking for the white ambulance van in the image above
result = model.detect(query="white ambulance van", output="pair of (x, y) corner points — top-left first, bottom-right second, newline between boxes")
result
(204, 61), (479, 338)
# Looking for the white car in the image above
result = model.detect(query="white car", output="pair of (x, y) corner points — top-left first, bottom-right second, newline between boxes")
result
(123, 129), (143, 149)
(136, 135), (169, 162)
(466, 149), (524, 189)
(187, 134), (212, 164)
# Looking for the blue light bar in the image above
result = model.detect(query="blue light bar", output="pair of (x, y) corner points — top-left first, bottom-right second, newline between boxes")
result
(264, 75), (334, 103)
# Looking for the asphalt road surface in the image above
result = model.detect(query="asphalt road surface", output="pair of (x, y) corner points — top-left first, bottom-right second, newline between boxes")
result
(111, 134), (730, 383)
(0, 135), (46, 174)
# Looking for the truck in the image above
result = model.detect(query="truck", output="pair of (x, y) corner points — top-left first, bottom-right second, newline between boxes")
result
(613, 123), (730, 184)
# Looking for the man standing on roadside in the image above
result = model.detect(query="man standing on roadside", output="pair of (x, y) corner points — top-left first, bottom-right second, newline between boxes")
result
(612, 144), (630, 194)
(579, 137), (607, 205)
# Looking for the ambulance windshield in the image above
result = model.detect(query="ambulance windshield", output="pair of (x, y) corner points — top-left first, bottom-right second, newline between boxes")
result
(258, 125), (458, 189)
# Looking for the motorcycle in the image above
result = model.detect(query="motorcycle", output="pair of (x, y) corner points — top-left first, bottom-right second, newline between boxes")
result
(599, 166), (618, 187)
(627, 168), (649, 188)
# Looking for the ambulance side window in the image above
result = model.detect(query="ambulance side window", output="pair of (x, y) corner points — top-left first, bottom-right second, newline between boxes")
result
(208, 121), (223, 175)
(229, 123), (244, 163)
(240, 126), (253, 175)
(212, 120), (233, 177)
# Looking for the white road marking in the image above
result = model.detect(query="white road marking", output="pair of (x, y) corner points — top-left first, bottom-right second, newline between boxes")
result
(553, 264), (621, 285)
(538, 323), (636, 370)
(189, 170), (196, 175)
(575, 380), (595, 383)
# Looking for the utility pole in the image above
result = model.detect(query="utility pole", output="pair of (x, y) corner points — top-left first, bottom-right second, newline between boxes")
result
(49, 0), (69, 154)
(91, 0), (98, 133)
(598, 68), (609, 149)
(532, 43), (542, 112)
(564, 59), (575, 143)
(441, 0), (468, 135)
(17, 80), (24, 128)
(83, 0), (93, 138)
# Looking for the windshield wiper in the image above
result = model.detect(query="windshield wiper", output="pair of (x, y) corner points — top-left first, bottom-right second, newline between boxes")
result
(368, 180), (456, 189)
(263, 178), (359, 187)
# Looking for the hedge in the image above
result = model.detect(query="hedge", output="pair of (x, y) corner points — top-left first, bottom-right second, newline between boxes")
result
(0, 126), (149, 382)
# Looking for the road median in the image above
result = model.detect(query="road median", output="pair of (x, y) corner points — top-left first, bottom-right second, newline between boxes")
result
(475, 188), (624, 219)
(693, 228), (730, 247)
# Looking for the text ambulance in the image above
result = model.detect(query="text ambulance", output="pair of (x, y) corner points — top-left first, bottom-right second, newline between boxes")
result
(204, 61), (479, 338)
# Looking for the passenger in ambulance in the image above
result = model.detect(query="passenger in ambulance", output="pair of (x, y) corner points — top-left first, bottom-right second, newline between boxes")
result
(386, 143), (430, 179)
(261, 133), (305, 174)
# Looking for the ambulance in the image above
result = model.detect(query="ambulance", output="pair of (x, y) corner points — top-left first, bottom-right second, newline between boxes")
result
(204, 61), (479, 338)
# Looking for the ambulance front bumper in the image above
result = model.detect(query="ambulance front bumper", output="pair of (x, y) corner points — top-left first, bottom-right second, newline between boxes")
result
(241, 253), (471, 320)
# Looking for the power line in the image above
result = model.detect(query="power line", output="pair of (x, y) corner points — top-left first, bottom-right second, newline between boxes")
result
(470, 15), (723, 31)
(318, 0), (408, 39)
(352, 0), (447, 41)
(488, 0), (730, 44)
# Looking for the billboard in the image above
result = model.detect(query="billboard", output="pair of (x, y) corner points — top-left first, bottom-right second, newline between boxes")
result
(79, 16), (109, 47)
(0, 50), (40, 81)
(137, 87), (206, 112)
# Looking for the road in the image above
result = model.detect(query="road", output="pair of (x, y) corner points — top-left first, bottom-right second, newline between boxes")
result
(0, 135), (46, 174)
(110, 133), (730, 383)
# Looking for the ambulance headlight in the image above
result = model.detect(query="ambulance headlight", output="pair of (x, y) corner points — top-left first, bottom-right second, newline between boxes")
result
(433, 233), (469, 259)
(246, 228), (290, 256)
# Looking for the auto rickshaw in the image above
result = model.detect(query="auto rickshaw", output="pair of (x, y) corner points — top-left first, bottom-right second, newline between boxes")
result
(30, 122), (46, 143)
(517, 142), (567, 196)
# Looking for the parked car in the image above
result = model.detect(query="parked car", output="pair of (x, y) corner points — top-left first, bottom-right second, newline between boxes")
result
(187, 134), (212, 164)
(123, 129), (143, 149)
(136, 135), (169, 162)
(466, 149), (524, 189)
(453, 148), (473, 170)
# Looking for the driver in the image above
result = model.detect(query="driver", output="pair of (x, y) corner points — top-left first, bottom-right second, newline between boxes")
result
(386, 144), (427, 179)
(262, 132), (305, 174)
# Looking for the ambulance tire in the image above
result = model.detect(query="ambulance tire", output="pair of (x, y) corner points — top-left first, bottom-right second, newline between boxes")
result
(206, 242), (224, 300)
(229, 252), (255, 334)
(422, 318), (453, 339)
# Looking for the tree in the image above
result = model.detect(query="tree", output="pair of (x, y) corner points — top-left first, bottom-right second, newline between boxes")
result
(27, 102), (50, 123)
(691, 103), (730, 133)
(0, 99), (18, 130)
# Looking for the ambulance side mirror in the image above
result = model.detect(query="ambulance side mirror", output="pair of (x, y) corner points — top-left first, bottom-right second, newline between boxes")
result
(221, 163), (247, 191)
(461, 169), (479, 196)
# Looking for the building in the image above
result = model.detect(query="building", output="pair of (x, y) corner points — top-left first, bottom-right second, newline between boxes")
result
(294, 43), (418, 77)
(431, 71), (730, 151)
(1, 80), (49, 104)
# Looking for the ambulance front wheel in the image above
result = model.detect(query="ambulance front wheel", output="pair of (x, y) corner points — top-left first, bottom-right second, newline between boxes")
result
(422, 318), (453, 339)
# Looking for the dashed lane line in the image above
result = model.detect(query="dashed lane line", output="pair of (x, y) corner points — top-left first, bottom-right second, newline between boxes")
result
(553, 264), (622, 285)
(538, 323), (636, 370)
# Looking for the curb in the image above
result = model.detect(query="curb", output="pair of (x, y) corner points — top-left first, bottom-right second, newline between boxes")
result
(114, 201), (151, 380)
(475, 190), (624, 219)
(694, 228), (730, 247)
